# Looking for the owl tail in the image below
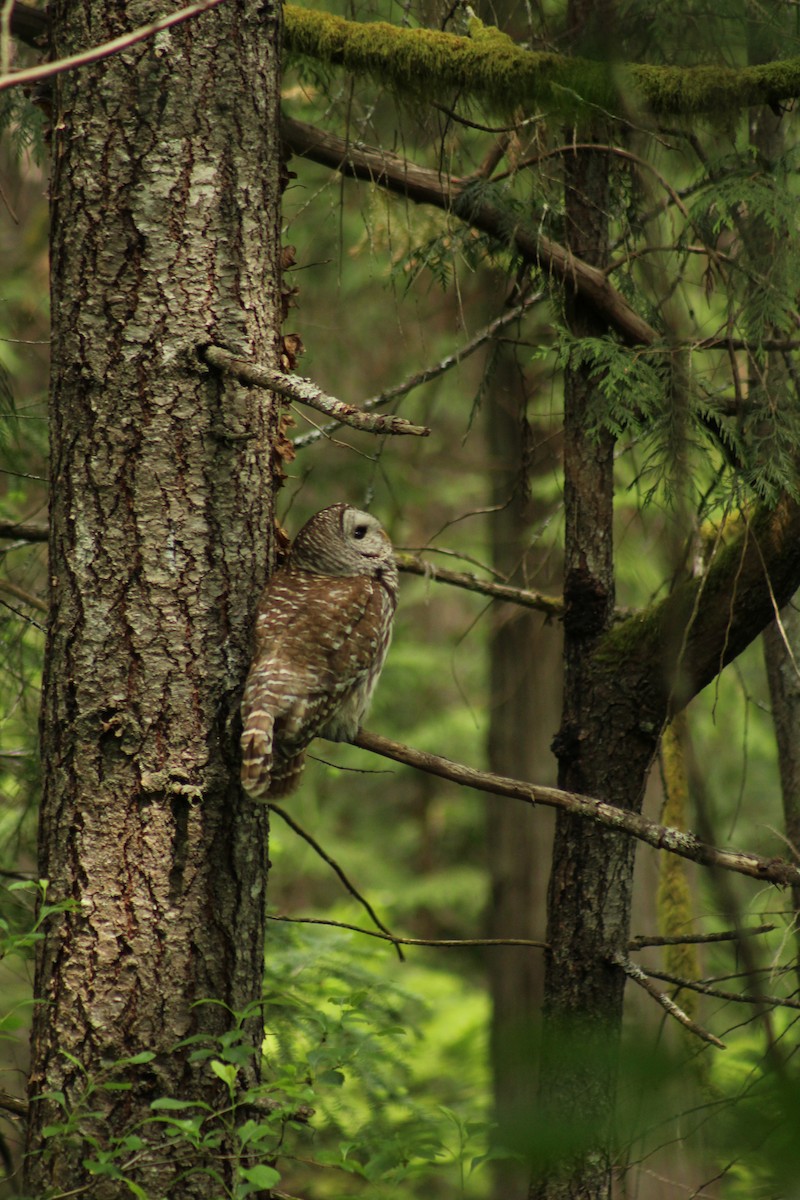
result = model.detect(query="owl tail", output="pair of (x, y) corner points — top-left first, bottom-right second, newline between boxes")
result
(267, 749), (307, 798)
(240, 711), (275, 801)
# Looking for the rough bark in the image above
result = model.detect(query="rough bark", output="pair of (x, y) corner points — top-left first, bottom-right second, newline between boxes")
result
(25, 2), (283, 1196)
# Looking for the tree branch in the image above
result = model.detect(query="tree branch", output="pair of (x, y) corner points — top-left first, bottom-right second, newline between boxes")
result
(609, 952), (726, 1049)
(284, 6), (800, 118)
(645, 966), (800, 1012)
(603, 497), (800, 718)
(353, 729), (800, 888)
(629, 924), (775, 950)
(269, 804), (404, 961)
(282, 115), (658, 349)
(267, 913), (548, 949)
(396, 552), (564, 617)
(202, 345), (430, 438)
(2, 0), (227, 92)
(0, 520), (48, 542)
(292, 290), (545, 449)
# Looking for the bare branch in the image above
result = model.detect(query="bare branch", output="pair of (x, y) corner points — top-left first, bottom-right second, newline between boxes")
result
(202, 345), (430, 439)
(396, 553), (564, 617)
(0, 0), (227, 93)
(267, 913), (548, 949)
(353, 729), (800, 889)
(610, 952), (726, 1049)
(0, 579), (47, 613)
(629, 923), (775, 950)
(269, 804), (404, 961)
(0, 521), (48, 542)
(292, 291), (545, 450)
(645, 965), (800, 1012)
(0, 1090), (26, 1118)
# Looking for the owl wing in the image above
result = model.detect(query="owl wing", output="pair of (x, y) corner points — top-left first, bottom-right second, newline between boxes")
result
(241, 568), (390, 798)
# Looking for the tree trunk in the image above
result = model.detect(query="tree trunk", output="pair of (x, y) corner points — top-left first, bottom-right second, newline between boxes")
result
(530, 3), (644, 1197)
(484, 330), (560, 1198)
(25, 2), (283, 1195)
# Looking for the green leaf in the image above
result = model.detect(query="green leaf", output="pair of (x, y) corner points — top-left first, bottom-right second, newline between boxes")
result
(238, 1163), (281, 1190)
(210, 1059), (237, 1087)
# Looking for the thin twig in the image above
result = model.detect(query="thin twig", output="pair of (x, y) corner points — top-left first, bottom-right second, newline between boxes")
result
(0, 579), (47, 613)
(396, 552), (563, 617)
(629, 923), (775, 949)
(1, 0), (226, 92)
(610, 952), (726, 1048)
(267, 913), (548, 949)
(353, 729), (800, 889)
(202, 345), (430, 439)
(644, 966), (800, 1011)
(292, 291), (545, 450)
(269, 804), (404, 962)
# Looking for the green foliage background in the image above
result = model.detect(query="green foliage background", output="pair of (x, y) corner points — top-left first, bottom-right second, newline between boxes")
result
(5, 0), (800, 1196)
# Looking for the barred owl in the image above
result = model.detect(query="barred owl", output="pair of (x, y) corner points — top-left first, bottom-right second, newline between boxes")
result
(240, 504), (398, 800)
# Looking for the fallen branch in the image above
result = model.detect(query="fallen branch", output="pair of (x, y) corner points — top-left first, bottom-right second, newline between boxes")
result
(353, 729), (800, 889)
(396, 553), (564, 617)
(202, 345), (430, 438)
(610, 952), (726, 1049)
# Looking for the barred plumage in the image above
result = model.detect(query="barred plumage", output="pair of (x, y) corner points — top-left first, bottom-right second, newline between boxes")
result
(240, 504), (398, 799)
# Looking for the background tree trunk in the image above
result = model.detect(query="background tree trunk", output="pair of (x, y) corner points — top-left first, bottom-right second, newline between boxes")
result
(25, 2), (283, 1195)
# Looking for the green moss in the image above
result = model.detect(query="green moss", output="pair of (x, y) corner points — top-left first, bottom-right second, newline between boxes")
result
(284, 4), (800, 119)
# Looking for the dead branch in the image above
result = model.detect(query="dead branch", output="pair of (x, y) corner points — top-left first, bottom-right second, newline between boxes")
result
(292, 291), (545, 450)
(0, 521), (48, 542)
(353, 729), (800, 889)
(1, 0), (226, 92)
(645, 965), (800, 1011)
(203, 345), (430, 438)
(267, 914), (548, 949)
(0, 1091), (26, 1118)
(610, 952), (726, 1049)
(629, 924), (775, 949)
(396, 553), (564, 617)
(269, 804), (403, 961)
(0, 580), (47, 613)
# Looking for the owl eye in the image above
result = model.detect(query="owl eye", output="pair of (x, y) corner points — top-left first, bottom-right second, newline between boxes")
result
(352, 524), (368, 540)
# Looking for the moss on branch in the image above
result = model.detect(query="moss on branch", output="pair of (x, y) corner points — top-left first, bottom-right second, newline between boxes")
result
(284, 4), (800, 117)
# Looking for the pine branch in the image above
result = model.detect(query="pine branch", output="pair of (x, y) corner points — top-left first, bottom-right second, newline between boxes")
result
(203, 345), (430, 438)
(353, 729), (800, 889)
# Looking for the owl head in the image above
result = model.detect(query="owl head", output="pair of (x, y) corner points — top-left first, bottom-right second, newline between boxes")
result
(291, 504), (394, 579)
